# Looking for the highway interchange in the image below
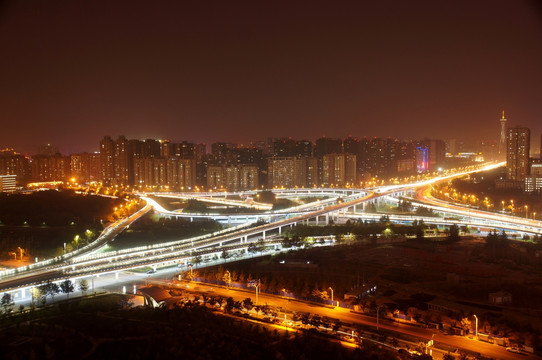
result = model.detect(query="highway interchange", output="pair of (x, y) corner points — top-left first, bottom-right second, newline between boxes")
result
(1, 161), (541, 359)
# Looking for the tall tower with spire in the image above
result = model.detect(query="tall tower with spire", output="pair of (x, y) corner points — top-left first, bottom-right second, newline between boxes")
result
(499, 110), (507, 158)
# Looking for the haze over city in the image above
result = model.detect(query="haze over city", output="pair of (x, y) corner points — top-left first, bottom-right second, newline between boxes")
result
(1, 0), (542, 154)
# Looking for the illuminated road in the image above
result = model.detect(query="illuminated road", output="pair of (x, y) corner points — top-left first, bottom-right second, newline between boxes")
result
(406, 187), (542, 235)
(1, 162), (524, 293)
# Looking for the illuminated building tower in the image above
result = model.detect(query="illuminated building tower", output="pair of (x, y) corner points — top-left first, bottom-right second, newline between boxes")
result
(322, 154), (346, 187)
(0, 175), (17, 192)
(268, 157), (307, 188)
(239, 165), (259, 190)
(506, 126), (530, 181)
(499, 111), (507, 157)
(0, 149), (31, 183)
(99, 136), (115, 185)
(416, 147), (429, 172)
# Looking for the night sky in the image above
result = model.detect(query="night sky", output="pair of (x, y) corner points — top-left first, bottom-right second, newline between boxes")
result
(1, 1), (541, 155)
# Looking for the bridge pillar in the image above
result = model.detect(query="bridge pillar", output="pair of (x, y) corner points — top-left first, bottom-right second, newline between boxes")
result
(263, 231), (266, 240)
(244, 235), (248, 243)
(228, 217), (231, 226)
(316, 216), (319, 225)
(306, 219), (309, 225)
(279, 227), (282, 235)
(325, 213), (329, 224)
(152, 265), (157, 272)
(190, 217), (193, 222)
(353, 204), (356, 213)
(21, 288), (25, 299)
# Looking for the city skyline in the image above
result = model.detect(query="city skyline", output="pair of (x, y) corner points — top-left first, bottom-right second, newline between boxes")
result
(1, 1), (542, 155)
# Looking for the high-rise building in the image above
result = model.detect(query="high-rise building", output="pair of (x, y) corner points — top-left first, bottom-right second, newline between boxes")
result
(268, 157), (307, 188)
(416, 147), (429, 172)
(31, 153), (70, 182)
(239, 165), (259, 190)
(0, 149), (31, 183)
(206, 164), (258, 191)
(211, 142), (236, 165)
(321, 153), (356, 186)
(525, 163), (542, 194)
(38, 144), (59, 156)
(506, 126), (530, 181)
(99, 136), (115, 185)
(114, 136), (134, 186)
(0, 175), (17, 192)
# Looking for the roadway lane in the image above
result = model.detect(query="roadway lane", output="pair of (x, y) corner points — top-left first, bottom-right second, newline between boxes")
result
(413, 187), (542, 235)
(163, 279), (534, 360)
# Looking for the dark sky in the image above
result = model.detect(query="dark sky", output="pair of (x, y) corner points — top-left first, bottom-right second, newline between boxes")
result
(1, 1), (542, 155)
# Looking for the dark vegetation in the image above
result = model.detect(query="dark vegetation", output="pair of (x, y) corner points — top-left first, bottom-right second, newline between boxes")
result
(0, 190), (121, 226)
(0, 294), (397, 360)
(112, 213), (223, 249)
(0, 190), (121, 258)
(255, 191), (296, 210)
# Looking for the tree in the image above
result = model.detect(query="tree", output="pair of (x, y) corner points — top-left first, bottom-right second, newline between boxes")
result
(460, 317), (472, 332)
(60, 279), (75, 299)
(48, 282), (60, 303)
(257, 239), (265, 254)
(39, 281), (60, 304)
(30, 287), (41, 307)
(1, 293), (15, 314)
(242, 297), (254, 312)
(248, 243), (257, 256)
(38, 283), (50, 304)
(193, 255), (202, 268)
(221, 249), (230, 262)
(225, 297), (235, 313)
(119, 295), (134, 309)
(447, 224), (460, 242)
(78, 279), (89, 296)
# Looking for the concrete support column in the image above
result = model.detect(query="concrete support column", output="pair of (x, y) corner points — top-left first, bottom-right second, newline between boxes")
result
(325, 213), (329, 224)
(316, 216), (319, 225)
(262, 231), (266, 240)
(279, 227), (282, 235)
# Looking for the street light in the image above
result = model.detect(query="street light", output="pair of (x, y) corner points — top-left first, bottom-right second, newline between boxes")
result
(329, 287), (334, 307)
(473, 314), (478, 339)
